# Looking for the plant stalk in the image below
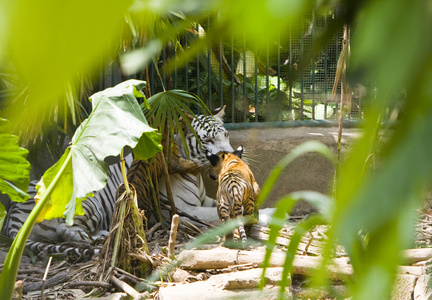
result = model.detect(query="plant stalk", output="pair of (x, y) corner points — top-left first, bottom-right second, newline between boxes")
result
(336, 24), (351, 161)
(160, 151), (176, 218)
(120, 149), (131, 195)
(0, 150), (72, 300)
(145, 158), (163, 224)
(111, 149), (130, 268)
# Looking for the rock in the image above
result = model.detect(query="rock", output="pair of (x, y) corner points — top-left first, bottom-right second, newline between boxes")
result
(158, 282), (287, 300)
(171, 268), (194, 283)
(414, 275), (432, 300)
(392, 275), (417, 300)
(158, 267), (291, 300)
(207, 267), (284, 290)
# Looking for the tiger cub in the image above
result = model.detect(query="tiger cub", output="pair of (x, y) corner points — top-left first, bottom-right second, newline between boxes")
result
(207, 145), (259, 247)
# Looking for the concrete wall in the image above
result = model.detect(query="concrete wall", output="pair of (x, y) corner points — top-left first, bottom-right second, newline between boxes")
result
(24, 127), (361, 217)
(202, 126), (361, 216)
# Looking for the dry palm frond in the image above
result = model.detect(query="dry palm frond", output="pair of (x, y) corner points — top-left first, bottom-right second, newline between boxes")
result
(333, 24), (351, 161)
(332, 24), (352, 114)
(96, 184), (153, 285)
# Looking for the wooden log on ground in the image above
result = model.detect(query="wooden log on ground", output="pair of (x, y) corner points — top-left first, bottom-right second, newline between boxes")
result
(65, 281), (111, 289)
(178, 247), (353, 280)
(398, 265), (425, 276)
(111, 275), (148, 299)
(403, 248), (432, 265)
(22, 271), (69, 294)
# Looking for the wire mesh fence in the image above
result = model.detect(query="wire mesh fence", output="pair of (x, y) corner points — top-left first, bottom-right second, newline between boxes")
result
(95, 13), (373, 126)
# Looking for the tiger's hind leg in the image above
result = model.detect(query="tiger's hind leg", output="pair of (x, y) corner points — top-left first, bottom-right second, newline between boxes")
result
(251, 181), (260, 225)
(233, 194), (248, 248)
(242, 194), (257, 232)
(216, 195), (233, 242)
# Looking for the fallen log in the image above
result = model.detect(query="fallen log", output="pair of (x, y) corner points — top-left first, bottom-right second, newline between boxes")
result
(111, 275), (148, 299)
(178, 247), (352, 280)
(403, 248), (432, 265)
(65, 281), (111, 289)
(22, 270), (69, 294)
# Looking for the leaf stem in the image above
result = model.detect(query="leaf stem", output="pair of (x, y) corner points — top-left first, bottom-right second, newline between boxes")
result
(152, 58), (166, 92)
(145, 158), (163, 224)
(0, 150), (72, 300)
(111, 149), (131, 268)
(120, 149), (131, 195)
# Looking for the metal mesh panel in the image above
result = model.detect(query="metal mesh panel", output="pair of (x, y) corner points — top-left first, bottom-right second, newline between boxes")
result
(95, 11), (372, 124)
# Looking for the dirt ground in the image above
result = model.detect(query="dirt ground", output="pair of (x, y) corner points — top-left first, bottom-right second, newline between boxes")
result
(3, 209), (432, 300)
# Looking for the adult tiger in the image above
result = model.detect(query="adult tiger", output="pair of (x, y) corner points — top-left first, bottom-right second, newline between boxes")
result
(0, 106), (231, 257)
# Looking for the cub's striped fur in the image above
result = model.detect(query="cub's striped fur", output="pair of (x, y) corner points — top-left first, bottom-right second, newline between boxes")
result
(207, 146), (259, 246)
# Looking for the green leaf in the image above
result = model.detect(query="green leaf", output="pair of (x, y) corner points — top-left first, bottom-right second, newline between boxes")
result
(278, 215), (324, 298)
(133, 130), (163, 161)
(37, 80), (162, 225)
(0, 118), (30, 202)
(4, 0), (133, 141)
(35, 148), (81, 222)
(0, 202), (6, 231)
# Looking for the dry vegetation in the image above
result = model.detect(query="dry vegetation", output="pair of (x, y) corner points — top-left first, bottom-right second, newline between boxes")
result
(4, 207), (432, 300)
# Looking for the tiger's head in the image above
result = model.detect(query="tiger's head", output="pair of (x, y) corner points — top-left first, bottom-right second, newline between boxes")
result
(176, 105), (234, 166)
(206, 145), (244, 181)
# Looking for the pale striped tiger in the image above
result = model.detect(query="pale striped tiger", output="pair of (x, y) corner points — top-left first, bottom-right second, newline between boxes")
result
(0, 106), (232, 257)
(206, 145), (260, 247)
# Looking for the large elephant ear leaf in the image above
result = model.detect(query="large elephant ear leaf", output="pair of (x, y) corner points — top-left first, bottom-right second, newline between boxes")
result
(0, 118), (30, 203)
(36, 80), (162, 225)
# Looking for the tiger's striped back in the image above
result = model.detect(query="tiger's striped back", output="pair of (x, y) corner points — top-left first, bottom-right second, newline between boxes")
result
(1, 154), (134, 258)
(207, 146), (259, 247)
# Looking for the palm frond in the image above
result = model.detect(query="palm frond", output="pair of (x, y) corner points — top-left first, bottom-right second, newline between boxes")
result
(145, 90), (209, 159)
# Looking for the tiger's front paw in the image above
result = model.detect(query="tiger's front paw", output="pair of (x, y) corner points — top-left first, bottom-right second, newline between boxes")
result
(57, 224), (91, 242)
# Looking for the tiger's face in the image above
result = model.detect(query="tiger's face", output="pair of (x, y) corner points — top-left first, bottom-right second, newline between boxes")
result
(177, 105), (234, 166)
(206, 145), (244, 181)
(193, 107), (233, 154)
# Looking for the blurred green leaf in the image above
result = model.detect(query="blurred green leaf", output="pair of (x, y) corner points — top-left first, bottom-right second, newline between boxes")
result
(278, 215), (325, 298)
(350, 0), (432, 98)
(4, 0), (132, 140)
(259, 191), (329, 295)
(121, 39), (164, 75)
(0, 118), (30, 203)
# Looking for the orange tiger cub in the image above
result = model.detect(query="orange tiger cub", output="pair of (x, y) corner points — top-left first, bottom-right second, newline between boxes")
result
(207, 145), (259, 247)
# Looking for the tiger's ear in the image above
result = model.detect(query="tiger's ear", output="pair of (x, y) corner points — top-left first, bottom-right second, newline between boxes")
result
(212, 105), (226, 124)
(233, 145), (243, 158)
(206, 152), (220, 166)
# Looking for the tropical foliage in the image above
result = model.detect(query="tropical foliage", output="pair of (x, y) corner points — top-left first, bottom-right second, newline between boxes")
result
(0, 80), (163, 299)
(0, 119), (30, 204)
(0, 0), (431, 299)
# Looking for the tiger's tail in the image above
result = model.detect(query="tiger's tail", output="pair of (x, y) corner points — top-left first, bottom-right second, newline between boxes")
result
(25, 240), (100, 260)
(238, 222), (247, 248)
(232, 191), (248, 248)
